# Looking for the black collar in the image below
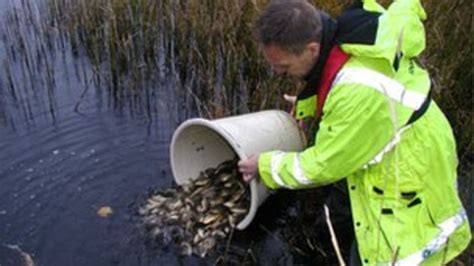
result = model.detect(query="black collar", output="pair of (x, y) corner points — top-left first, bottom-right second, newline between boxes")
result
(298, 12), (337, 100)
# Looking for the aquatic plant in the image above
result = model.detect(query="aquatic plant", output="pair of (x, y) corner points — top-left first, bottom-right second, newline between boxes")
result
(44, 0), (296, 119)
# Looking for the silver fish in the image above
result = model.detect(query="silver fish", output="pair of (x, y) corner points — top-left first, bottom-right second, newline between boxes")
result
(139, 159), (250, 257)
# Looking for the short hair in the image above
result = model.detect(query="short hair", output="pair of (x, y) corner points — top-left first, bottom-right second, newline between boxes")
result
(253, 0), (323, 54)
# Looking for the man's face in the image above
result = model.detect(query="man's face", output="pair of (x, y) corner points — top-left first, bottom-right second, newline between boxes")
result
(262, 42), (320, 79)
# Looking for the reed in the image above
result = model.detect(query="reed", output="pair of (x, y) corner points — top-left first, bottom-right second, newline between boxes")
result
(422, 0), (472, 177)
(44, 0), (296, 116)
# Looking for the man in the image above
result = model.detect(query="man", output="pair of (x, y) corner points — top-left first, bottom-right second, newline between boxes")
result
(238, 0), (471, 265)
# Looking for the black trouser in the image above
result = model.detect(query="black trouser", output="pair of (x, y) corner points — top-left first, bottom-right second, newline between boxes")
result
(349, 241), (362, 266)
(322, 180), (360, 265)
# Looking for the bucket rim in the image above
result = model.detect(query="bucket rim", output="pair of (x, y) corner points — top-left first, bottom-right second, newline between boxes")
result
(170, 117), (259, 230)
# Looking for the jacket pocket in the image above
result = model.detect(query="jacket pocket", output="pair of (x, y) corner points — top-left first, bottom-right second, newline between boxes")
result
(367, 193), (440, 260)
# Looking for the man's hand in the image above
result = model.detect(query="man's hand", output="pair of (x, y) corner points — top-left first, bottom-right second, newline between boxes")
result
(238, 154), (260, 183)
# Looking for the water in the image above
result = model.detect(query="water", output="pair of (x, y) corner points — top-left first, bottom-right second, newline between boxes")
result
(0, 1), (299, 265)
(0, 0), (192, 264)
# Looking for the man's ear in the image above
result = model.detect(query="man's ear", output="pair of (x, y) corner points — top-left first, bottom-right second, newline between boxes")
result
(306, 42), (320, 59)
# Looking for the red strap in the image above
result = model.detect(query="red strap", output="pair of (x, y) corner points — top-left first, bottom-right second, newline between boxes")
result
(316, 46), (351, 118)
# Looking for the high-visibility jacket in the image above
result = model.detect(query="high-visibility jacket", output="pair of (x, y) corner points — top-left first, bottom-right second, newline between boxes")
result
(257, 0), (471, 264)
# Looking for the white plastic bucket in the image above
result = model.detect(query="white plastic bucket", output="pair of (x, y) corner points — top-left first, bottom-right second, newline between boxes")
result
(170, 110), (306, 229)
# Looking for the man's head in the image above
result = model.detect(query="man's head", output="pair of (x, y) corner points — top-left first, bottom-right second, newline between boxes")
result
(253, 0), (323, 78)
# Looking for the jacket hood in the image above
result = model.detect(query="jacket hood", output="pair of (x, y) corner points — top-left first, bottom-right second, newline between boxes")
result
(338, 0), (427, 68)
(298, 0), (427, 101)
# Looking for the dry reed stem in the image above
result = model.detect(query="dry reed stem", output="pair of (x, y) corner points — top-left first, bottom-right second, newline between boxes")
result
(324, 204), (346, 266)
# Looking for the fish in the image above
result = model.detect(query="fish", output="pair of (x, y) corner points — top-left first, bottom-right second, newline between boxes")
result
(139, 159), (250, 257)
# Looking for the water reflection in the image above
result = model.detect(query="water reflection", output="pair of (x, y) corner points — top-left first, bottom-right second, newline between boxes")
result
(0, 1), (300, 265)
(0, 0), (190, 265)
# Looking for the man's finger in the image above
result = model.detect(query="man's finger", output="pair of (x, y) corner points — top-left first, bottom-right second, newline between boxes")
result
(298, 119), (304, 128)
(243, 174), (253, 183)
(237, 160), (246, 170)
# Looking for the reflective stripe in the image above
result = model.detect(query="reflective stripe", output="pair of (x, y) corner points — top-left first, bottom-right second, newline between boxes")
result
(334, 68), (427, 110)
(270, 152), (289, 188)
(292, 154), (313, 185)
(363, 125), (412, 168)
(387, 209), (468, 265)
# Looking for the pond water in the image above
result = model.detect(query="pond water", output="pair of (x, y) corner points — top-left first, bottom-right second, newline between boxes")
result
(0, 1), (301, 265)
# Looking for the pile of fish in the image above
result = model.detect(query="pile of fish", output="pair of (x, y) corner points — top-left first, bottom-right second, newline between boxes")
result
(139, 159), (250, 258)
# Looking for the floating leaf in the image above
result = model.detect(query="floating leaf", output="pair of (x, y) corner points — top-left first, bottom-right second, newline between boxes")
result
(97, 206), (113, 218)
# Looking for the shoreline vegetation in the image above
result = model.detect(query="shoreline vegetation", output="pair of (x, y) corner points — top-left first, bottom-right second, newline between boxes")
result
(43, 0), (471, 173)
(2, 0), (471, 264)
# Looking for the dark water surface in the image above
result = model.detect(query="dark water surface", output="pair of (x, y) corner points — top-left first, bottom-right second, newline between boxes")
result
(0, 1), (297, 265)
(0, 1), (178, 264)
